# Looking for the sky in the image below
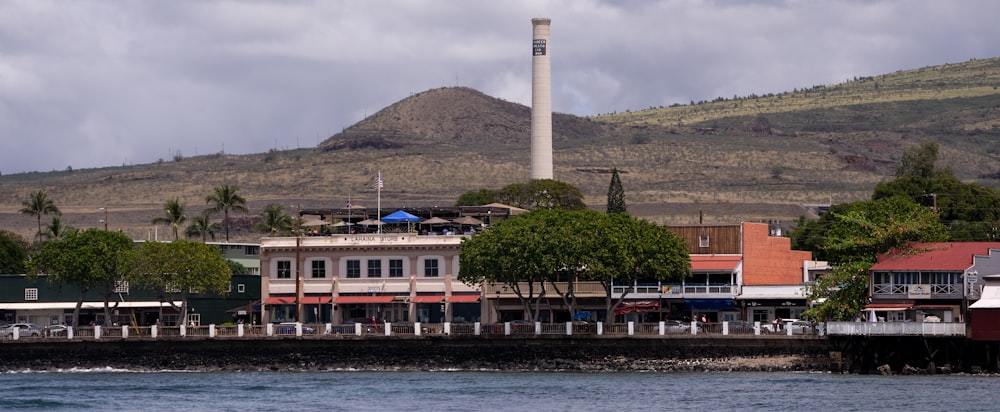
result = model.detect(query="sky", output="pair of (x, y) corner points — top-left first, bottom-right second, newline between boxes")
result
(2, 0), (1000, 174)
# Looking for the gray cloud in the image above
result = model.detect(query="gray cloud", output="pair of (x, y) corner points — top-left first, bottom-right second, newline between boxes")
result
(2, 0), (998, 173)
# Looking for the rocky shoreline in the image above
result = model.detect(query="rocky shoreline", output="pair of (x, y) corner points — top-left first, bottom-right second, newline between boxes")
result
(0, 337), (837, 373)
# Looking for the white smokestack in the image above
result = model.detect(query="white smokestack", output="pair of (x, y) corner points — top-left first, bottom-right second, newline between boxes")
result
(531, 18), (553, 180)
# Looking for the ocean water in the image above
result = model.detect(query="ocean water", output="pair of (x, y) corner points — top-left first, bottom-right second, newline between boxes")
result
(0, 369), (996, 411)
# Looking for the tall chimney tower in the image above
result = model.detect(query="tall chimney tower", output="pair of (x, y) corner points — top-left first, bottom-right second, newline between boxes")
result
(531, 18), (553, 180)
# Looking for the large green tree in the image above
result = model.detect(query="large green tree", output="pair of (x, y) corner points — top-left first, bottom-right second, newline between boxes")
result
(19, 191), (61, 243)
(606, 167), (626, 214)
(459, 209), (689, 323)
(152, 198), (187, 240)
(455, 189), (497, 207)
(28, 228), (137, 326)
(254, 204), (294, 236)
(493, 179), (586, 210)
(795, 196), (948, 321)
(0, 230), (29, 274)
(205, 183), (248, 242)
(134, 240), (232, 326)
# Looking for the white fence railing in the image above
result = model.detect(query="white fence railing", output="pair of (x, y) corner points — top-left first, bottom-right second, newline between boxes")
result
(825, 321), (966, 336)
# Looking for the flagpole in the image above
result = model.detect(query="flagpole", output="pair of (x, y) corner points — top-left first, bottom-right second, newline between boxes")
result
(377, 171), (382, 234)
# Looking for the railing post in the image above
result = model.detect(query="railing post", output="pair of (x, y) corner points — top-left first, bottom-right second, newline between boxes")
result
(355, 323), (362, 336)
(597, 322), (603, 336)
(179, 324), (186, 337)
(122, 325), (129, 339)
(444, 322), (451, 335)
(151, 325), (157, 338)
(295, 322), (302, 337)
(12, 328), (19, 340)
(95, 325), (102, 340)
(534, 321), (541, 336)
(208, 324), (216, 338)
(415, 322), (422, 336)
(265, 323), (273, 336)
(659, 321), (665, 336)
(691, 321), (698, 335)
(68, 326), (74, 340)
(722, 321), (729, 335)
(325, 323), (332, 335)
(754, 321), (761, 335)
(566, 321), (573, 336)
(237, 323), (244, 337)
(627, 321), (634, 336)
(787, 323), (793, 336)
(474, 322), (481, 336)
(385, 322), (392, 336)
(504, 321), (511, 336)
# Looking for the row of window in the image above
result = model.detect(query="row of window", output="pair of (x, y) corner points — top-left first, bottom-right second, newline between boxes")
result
(872, 271), (961, 285)
(21, 284), (247, 301)
(276, 258), (440, 279)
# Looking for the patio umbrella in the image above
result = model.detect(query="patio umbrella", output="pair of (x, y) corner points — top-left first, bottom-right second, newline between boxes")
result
(452, 216), (484, 226)
(331, 221), (354, 227)
(421, 217), (450, 225)
(357, 219), (384, 226)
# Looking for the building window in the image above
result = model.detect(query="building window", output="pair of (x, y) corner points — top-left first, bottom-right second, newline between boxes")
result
(311, 260), (326, 278)
(346, 260), (361, 278)
(114, 281), (129, 293)
(24, 288), (38, 301)
(226, 283), (232, 293)
(389, 259), (404, 278)
(424, 259), (439, 277)
(368, 259), (382, 278)
(187, 313), (201, 327)
(698, 235), (710, 248)
(238, 284), (246, 293)
(244, 245), (260, 256)
(277, 260), (292, 279)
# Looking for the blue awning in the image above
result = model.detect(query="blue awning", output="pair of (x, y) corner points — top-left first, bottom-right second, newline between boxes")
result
(684, 299), (734, 311)
(382, 210), (420, 223)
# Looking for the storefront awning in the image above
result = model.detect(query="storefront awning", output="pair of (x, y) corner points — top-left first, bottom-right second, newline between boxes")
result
(301, 296), (332, 304)
(411, 295), (445, 303)
(334, 295), (396, 304)
(614, 300), (660, 315)
(264, 296), (295, 305)
(448, 295), (481, 303)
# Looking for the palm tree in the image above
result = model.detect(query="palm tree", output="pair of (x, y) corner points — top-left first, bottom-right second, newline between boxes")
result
(205, 183), (248, 242)
(43, 216), (76, 241)
(254, 204), (293, 235)
(19, 191), (61, 243)
(185, 211), (220, 242)
(152, 198), (187, 240)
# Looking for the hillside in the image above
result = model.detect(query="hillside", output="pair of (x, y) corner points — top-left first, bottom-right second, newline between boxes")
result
(2, 59), (1000, 242)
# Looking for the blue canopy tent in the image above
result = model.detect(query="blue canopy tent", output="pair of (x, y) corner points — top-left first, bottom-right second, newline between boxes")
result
(382, 210), (420, 232)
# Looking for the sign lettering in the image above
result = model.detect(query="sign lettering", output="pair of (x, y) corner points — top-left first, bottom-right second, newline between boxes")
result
(533, 39), (546, 56)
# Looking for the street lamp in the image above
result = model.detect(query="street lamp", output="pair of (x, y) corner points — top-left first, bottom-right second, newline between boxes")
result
(293, 203), (303, 324)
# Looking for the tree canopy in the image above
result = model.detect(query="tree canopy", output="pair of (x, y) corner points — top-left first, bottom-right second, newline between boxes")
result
(134, 240), (233, 325)
(794, 196), (948, 320)
(493, 179), (586, 210)
(205, 183), (248, 242)
(19, 191), (61, 243)
(0, 230), (29, 274)
(606, 167), (626, 214)
(455, 189), (497, 207)
(152, 198), (187, 240)
(27, 228), (136, 325)
(459, 209), (689, 322)
(254, 204), (294, 235)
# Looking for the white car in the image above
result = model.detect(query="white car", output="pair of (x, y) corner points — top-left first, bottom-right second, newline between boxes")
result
(0, 323), (42, 337)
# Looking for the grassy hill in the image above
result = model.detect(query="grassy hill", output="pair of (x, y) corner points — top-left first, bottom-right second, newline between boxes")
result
(2, 58), (1000, 242)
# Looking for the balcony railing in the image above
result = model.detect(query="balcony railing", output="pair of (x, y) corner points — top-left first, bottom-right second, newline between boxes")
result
(825, 321), (966, 336)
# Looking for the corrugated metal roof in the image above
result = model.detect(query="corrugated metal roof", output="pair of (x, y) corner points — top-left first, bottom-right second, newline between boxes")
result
(870, 242), (1000, 271)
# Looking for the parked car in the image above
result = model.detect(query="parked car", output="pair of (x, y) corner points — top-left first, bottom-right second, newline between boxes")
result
(663, 320), (693, 333)
(46, 324), (69, 336)
(786, 320), (814, 335)
(273, 323), (315, 334)
(0, 323), (42, 337)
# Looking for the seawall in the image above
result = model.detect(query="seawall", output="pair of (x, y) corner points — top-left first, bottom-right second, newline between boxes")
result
(1, 336), (834, 372)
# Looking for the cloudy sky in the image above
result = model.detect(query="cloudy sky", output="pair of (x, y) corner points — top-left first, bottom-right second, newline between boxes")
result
(2, 0), (999, 174)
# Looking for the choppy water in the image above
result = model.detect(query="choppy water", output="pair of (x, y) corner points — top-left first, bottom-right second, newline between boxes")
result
(0, 369), (996, 411)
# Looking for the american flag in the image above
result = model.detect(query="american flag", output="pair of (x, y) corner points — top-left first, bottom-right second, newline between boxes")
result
(345, 193), (352, 209)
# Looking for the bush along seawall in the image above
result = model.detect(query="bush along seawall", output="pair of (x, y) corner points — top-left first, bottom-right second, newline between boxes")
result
(2, 336), (837, 373)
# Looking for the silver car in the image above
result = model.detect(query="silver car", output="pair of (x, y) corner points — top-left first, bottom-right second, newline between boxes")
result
(0, 323), (42, 337)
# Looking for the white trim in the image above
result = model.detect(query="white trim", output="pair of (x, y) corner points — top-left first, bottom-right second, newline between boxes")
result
(739, 285), (807, 299)
(0, 301), (183, 310)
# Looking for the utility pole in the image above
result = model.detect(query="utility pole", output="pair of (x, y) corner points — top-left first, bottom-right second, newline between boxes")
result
(99, 207), (108, 230)
(294, 203), (303, 324)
